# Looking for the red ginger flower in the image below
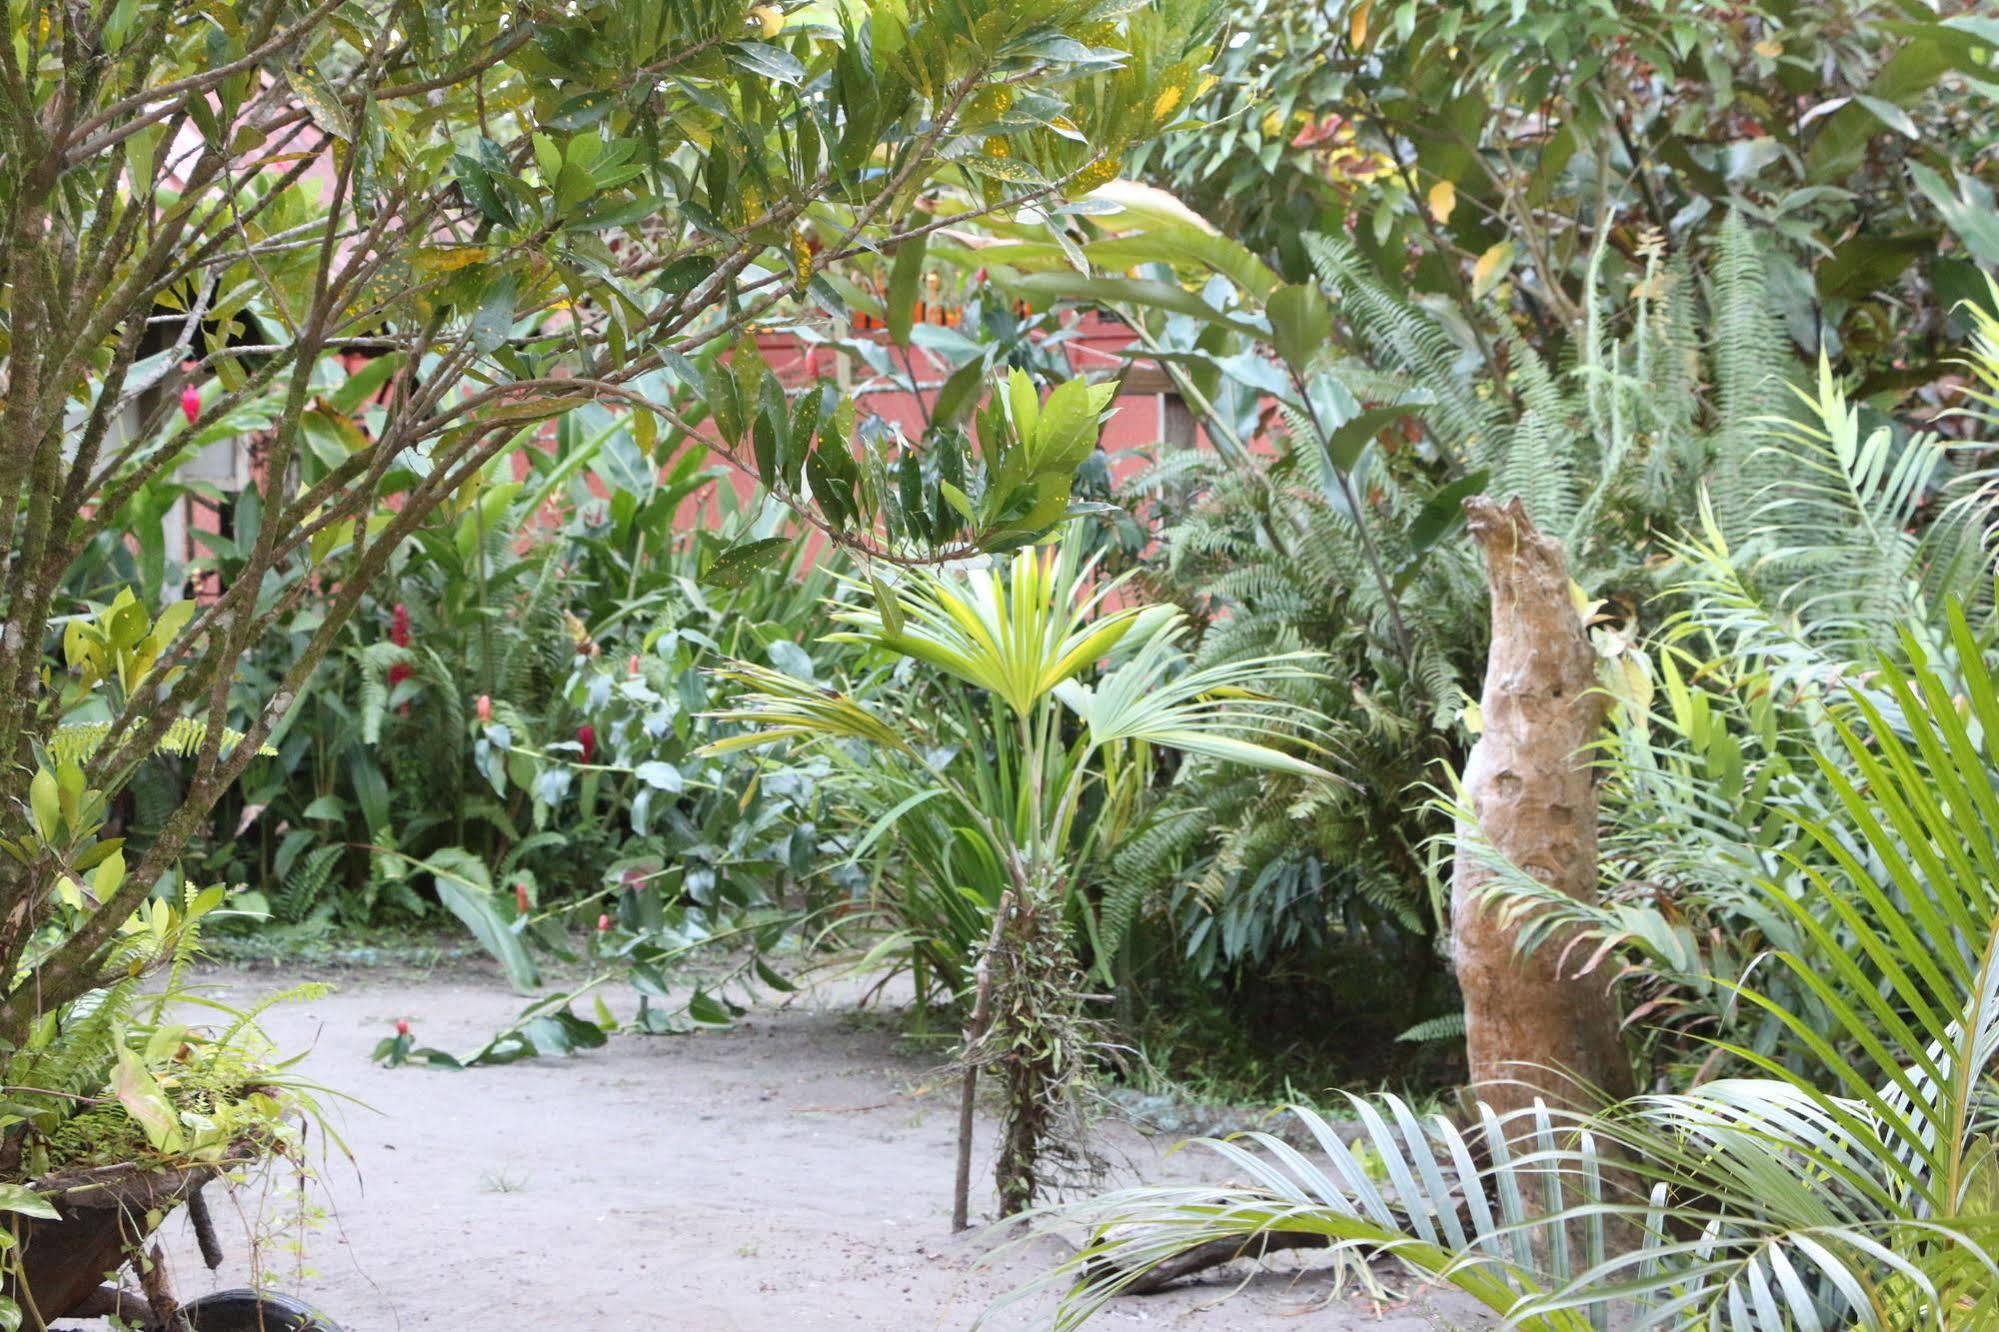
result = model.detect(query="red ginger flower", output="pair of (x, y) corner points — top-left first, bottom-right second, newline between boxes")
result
(515, 882), (531, 914)
(576, 723), (596, 764)
(387, 604), (413, 701)
(180, 382), (201, 425)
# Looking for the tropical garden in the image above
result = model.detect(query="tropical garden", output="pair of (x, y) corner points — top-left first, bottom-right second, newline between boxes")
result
(4, 0), (1999, 1327)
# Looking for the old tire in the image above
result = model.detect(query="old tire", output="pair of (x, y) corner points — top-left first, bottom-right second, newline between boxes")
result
(177, 1290), (341, 1332)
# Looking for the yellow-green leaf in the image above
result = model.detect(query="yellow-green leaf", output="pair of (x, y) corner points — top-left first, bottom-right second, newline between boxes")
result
(1471, 240), (1515, 299)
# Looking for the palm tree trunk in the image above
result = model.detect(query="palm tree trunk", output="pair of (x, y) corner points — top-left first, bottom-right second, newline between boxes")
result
(1453, 496), (1633, 1116)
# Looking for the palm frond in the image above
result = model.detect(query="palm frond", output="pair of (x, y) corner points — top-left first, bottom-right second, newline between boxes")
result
(696, 663), (913, 756)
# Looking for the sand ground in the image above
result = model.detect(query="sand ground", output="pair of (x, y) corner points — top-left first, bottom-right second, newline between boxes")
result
(69, 964), (1497, 1332)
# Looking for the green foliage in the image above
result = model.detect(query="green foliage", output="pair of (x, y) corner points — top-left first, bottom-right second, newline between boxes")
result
(1042, 614), (1999, 1328)
(978, 193), (1809, 1063)
(1133, 0), (1999, 388)
(2, 885), (324, 1179)
(710, 533), (1334, 1210)
(198, 426), (856, 1044)
(0, 0), (1213, 1125)
(1447, 310), (1999, 1081)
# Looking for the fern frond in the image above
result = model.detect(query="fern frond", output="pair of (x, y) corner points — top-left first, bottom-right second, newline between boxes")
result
(51, 717), (273, 764)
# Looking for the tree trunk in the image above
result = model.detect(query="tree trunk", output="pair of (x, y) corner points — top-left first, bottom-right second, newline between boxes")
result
(1453, 496), (1632, 1117)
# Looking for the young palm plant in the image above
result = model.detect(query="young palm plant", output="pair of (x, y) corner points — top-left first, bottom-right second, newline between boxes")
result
(703, 532), (1338, 1220)
(1036, 604), (1999, 1329)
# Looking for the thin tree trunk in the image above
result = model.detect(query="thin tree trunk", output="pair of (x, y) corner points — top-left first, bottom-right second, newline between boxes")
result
(1453, 496), (1632, 1117)
(952, 890), (1013, 1232)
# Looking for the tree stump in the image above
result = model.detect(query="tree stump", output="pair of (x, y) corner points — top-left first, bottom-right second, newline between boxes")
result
(1453, 496), (1633, 1117)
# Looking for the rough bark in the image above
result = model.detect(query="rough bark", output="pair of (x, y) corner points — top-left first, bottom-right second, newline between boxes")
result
(1453, 496), (1633, 1117)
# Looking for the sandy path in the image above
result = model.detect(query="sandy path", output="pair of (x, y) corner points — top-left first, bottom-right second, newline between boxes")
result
(89, 966), (1495, 1331)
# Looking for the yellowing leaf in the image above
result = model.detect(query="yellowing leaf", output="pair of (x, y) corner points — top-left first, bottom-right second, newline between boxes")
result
(413, 246), (491, 275)
(1471, 240), (1515, 300)
(1753, 37), (1782, 58)
(1427, 179), (1457, 225)
(1350, 0), (1373, 49)
(29, 767), (58, 841)
(114, 1046), (185, 1153)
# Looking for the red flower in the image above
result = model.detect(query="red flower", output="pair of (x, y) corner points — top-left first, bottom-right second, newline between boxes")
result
(596, 913), (612, 933)
(388, 662), (412, 688)
(476, 694), (493, 723)
(515, 882), (531, 914)
(390, 603), (411, 648)
(576, 723), (596, 764)
(395, 1019), (411, 1037)
(627, 653), (641, 677)
(180, 383), (201, 425)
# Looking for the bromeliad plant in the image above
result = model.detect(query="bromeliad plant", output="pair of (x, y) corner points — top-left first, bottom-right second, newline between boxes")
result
(704, 496), (1340, 1220)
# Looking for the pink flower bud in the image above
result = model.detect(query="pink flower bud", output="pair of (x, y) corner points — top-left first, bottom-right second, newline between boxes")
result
(596, 913), (612, 933)
(515, 883), (530, 914)
(180, 383), (201, 424)
(395, 1019), (411, 1037)
(476, 694), (493, 723)
(627, 653), (641, 677)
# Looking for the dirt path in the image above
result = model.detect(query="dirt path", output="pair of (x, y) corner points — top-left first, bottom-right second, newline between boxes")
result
(111, 966), (1494, 1331)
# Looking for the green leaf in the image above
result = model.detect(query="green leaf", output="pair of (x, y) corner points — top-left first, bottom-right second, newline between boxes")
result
(28, 768), (57, 842)
(470, 276), (517, 353)
(452, 153), (510, 224)
(886, 232), (928, 347)
(1407, 470), (1490, 558)
(422, 848), (541, 993)
(1266, 283), (1334, 375)
(1322, 406), (1413, 474)
(1910, 163), (1999, 267)
(656, 254), (720, 299)
(1855, 94), (1919, 139)
(0, 1185), (57, 1221)
(329, 352), (406, 414)
(702, 536), (793, 588)
(1011, 273), (1261, 336)
(725, 40), (805, 85)
(686, 988), (735, 1026)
